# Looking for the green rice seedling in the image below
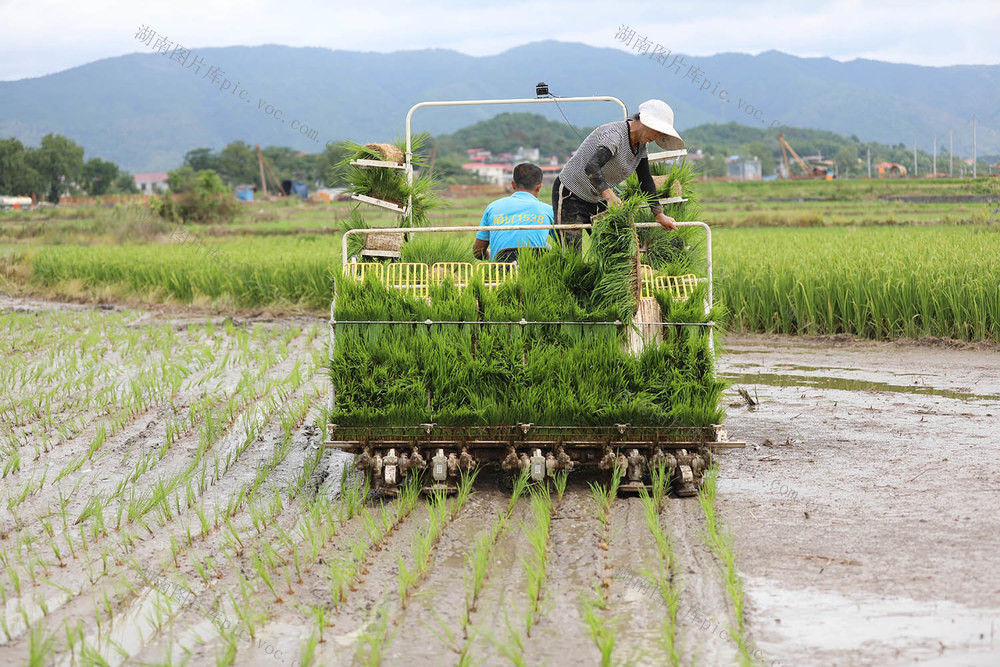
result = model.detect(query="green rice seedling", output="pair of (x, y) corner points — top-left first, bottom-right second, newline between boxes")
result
(326, 554), (352, 605)
(50, 542), (65, 568)
(26, 556), (42, 584)
(7, 566), (21, 597)
(282, 565), (296, 598)
(587, 194), (645, 321)
(580, 586), (616, 667)
(291, 544), (305, 584)
(485, 605), (526, 667)
(26, 621), (55, 666)
(399, 234), (473, 265)
(649, 460), (670, 513)
(698, 466), (755, 664)
(224, 518), (245, 556)
(638, 486), (677, 575)
(251, 547), (283, 603)
(309, 604), (328, 644)
(192, 556), (211, 584)
(639, 485), (681, 666)
(509, 468), (531, 514)
(396, 556), (419, 610)
(63, 620), (85, 663)
(79, 639), (112, 667)
(454, 466), (479, 515)
(299, 629), (319, 667)
(169, 536), (180, 568)
(361, 505), (386, 548)
(426, 607), (466, 657)
(464, 531), (492, 617)
(356, 605), (394, 667)
(552, 470), (569, 506)
(194, 507), (212, 542)
(589, 464), (622, 530)
(215, 623), (239, 667)
(522, 487), (553, 634)
(649, 561), (682, 667)
(397, 474), (423, 516)
(229, 587), (265, 641)
(409, 531), (434, 581)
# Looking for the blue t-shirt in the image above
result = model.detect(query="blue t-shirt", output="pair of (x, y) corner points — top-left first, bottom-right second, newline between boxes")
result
(476, 191), (554, 254)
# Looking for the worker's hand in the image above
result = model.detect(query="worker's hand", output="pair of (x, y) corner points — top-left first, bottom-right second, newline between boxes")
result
(655, 211), (677, 231)
(602, 189), (622, 207)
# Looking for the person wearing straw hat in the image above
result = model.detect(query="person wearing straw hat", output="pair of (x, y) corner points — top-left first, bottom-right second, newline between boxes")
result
(552, 99), (683, 251)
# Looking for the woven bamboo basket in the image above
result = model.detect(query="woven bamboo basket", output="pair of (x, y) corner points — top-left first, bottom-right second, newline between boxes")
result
(364, 231), (404, 252)
(365, 143), (404, 164)
(652, 175), (683, 197)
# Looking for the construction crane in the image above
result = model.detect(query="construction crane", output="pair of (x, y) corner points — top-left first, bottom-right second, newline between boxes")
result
(256, 144), (285, 198)
(777, 134), (815, 178)
(778, 134), (833, 180)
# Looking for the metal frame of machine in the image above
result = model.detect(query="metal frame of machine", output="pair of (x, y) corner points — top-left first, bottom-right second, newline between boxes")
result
(325, 94), (742, 495)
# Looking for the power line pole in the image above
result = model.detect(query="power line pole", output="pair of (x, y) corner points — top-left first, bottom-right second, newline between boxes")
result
(933, 136), (936, 175)
(973, 114), (977, 178)
(949, 130), (953, 177)
(867, 147), (871, 178)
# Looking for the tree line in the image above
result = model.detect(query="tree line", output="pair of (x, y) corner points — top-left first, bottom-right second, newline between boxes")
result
(0, 135), (355, 201)
(172, 141), (350, 191)
(0, 134), (138, 201)
(6, 120), (994, 203)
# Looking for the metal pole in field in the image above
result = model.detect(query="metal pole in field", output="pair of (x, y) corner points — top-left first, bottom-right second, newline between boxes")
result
(950, 130), (953, 177)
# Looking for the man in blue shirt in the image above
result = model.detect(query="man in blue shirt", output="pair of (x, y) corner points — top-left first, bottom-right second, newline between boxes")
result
(473, 163), (555, 262)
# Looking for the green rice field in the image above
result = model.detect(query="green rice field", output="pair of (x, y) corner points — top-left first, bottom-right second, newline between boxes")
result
(714, 225), (1000, 341)
(2, 178), (998, 343)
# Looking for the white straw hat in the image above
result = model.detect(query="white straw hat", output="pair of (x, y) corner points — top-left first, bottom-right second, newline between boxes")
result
(638, 99), (684, 150)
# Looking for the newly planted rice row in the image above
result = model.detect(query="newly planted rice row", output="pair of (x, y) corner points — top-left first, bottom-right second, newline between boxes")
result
(0, 318), (298, 543)
(0, 310), (331, 664)
(12, 372), (324, 664)
(698, 467), (755, 666)
(1, 358), (308, 648)
(639, 465), (684, 666)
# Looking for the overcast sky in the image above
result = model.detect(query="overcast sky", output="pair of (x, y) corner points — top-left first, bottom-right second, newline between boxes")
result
(2, 0), (998, 81)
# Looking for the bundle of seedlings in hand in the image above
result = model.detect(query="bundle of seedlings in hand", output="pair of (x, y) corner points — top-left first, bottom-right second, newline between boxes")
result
(587, 194), (644, 322)
(623, 159), (704, 274)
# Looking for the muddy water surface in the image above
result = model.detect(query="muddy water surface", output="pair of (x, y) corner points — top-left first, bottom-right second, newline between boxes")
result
(719, 333), (1000, 666)
(5, 298), (999, 666)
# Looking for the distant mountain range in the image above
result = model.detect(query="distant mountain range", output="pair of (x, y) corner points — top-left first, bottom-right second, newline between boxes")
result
(2, 41), (997, 172)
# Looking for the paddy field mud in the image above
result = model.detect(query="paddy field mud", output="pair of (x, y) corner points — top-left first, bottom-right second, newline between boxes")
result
(1, 299), (998, 666)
